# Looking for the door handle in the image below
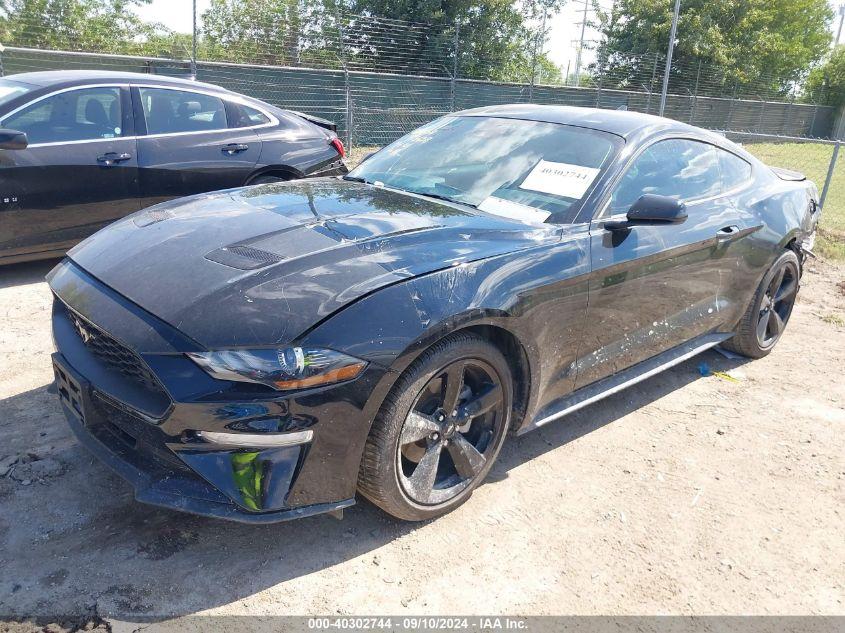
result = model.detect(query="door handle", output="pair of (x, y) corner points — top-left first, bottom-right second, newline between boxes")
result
(221, 143), (249, 155)
(97, 152), (131, 166)
(716, 225), (741, 240)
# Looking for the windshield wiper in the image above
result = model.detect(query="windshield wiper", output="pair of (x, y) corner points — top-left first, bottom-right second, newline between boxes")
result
(343, 175), (371, 184)
(407, 191), (477, 209)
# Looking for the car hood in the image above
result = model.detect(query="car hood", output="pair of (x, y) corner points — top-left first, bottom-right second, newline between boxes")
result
(67, 178), (557, 348)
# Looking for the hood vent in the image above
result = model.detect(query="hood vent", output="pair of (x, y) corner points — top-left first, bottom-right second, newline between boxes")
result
(133, 208), (173, 227)
(205, 245), (284, 270)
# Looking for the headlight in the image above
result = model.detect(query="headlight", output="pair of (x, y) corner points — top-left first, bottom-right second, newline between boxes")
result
(187, 347), (367, 391)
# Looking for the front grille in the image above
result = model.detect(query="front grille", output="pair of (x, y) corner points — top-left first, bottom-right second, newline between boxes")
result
(91, 392), (187, 471)
(65, 307), (166, 398)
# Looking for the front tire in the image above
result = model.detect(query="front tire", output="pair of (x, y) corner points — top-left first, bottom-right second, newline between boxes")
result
(724, 249), (800, 358)
(358, 332), (512, 521)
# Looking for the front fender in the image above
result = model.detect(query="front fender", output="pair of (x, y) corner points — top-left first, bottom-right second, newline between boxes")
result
(301, 232), (591, 431)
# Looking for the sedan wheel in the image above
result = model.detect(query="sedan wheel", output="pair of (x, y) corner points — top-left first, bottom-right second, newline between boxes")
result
(358, 333), (512, 521)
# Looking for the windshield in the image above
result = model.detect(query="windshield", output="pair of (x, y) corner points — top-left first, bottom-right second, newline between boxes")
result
(0, 79), (34, 111)
(347, 115), (619, 224)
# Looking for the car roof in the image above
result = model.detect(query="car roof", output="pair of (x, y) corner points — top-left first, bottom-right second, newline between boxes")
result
(6, 70), (231, 94)
(454, 104), (702, 139)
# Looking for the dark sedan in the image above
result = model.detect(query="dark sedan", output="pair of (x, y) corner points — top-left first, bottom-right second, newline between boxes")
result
(0, 70), (346, 264)
(48, 105), (818, 522)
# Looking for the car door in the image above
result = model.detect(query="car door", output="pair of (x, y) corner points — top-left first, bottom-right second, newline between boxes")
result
(0, 85), (139, 260)
(132, 86), (262, 207)
(573, 137), (743, 389)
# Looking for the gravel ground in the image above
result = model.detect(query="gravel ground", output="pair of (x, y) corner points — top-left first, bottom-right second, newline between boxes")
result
(0, 254), (843, 630)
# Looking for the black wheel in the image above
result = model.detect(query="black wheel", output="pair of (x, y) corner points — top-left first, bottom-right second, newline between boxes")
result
(358, 333), (512, 521)
(724, 249), (800, 359)
(249, 175), (286, 185)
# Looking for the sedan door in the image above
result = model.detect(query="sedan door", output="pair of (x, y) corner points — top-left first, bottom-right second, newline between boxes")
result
(132, 86), (262, 207)
(574, 138), (743, 389)
(0, 85), (139, 261)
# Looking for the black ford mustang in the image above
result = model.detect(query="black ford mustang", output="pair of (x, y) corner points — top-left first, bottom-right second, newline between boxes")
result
(48, 105), (819, 522)
(0, 70), (346, 265)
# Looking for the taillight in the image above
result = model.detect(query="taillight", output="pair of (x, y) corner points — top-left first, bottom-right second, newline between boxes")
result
(330, 137), (345, 158)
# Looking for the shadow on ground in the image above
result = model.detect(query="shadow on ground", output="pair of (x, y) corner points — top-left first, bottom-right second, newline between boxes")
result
(0, 345), (748, 620)
(0, 258), (61, 290)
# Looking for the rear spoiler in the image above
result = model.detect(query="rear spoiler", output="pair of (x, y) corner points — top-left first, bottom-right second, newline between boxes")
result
(770, 166), (806, 182)
(288, 110), (338, 133)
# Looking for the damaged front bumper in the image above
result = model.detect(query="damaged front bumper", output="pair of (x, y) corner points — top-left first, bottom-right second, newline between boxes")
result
(48, 260), (380, 523)
(53, 352), (353, 523)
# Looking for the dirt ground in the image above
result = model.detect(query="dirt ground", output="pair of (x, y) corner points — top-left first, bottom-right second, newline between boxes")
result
(0, 254), (843, 629)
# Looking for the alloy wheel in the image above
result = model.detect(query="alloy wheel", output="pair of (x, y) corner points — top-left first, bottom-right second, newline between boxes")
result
(756, 260), (799, 348)
(396, 358), (505, 505)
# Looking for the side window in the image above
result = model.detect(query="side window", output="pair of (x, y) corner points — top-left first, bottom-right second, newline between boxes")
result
(229, 102), (270, 128)
(3, 87), (122, 144)
(609, 139), (722, 214)
(719, 149), (752, 191)
(138, 88), (227, 135)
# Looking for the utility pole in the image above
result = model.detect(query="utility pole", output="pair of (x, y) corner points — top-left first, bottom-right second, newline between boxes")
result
(658, 0), (681, 117)
(573, 0), (589, 86)
(837, 4), (844, 46)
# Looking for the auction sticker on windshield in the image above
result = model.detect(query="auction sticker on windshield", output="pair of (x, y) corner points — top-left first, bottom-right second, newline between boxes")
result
(519, 160), (600, 199)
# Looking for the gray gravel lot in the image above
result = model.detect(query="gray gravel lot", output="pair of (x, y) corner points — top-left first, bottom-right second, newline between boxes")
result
(0, 256), (843, 629)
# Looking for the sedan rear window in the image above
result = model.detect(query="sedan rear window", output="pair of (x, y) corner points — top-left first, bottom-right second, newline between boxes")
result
(348, 116), (619, 224)
(139, 87), (227, 135)
(0, 79), (33, 109)
(229, 102), (271, 128)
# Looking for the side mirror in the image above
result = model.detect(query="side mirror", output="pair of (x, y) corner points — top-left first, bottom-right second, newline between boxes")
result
(0, 129), (28, 150)
(605, 194), (687, 231)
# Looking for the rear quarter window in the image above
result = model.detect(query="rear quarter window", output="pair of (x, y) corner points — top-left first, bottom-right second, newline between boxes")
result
(718, 150), (752, 191)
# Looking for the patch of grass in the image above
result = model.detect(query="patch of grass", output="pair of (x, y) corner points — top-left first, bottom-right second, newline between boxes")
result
(816, 228), (845, 259)
(346, 145), (381, 170)
(819, 312), (845, 327)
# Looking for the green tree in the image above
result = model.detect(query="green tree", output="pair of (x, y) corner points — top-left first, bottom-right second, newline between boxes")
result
(0, 0), (156, 54)
(348, 0), (565, 82)
(595, 0), (834, 96)
(198, 0), (564, 83)
(805, 46), (845, 110)
(200, 0), (309, 65)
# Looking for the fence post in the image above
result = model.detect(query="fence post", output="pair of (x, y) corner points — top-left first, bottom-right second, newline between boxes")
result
(336, 11), (353, 151)
(528, 11), (546, 103)
(658, 0), (681, 117)
(450, 19), (460, 112)
(783, 97), (794, 136)
(819, 141), (840, 212)
(645, 53), (658, 114)
(190, 0), (197, 79)
(810, 105), (819, 137)
(726, 81), (738, 130)
(690, 59), (701, 124)
(0, 44), (4, 77)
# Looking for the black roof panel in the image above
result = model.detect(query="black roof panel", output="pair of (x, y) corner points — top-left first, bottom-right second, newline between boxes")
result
(455, 104), (698, 139)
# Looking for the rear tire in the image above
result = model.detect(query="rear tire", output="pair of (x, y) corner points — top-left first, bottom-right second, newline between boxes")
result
(723, 249), (800, 359)
(358, 332), (512, 521)
(249, 175), (286, 185)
